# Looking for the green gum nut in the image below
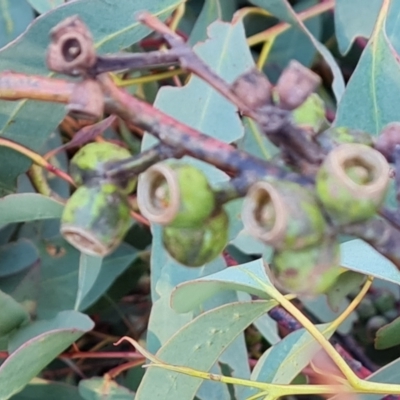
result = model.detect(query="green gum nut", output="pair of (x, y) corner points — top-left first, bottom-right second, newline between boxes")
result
(316, 126), (374, 151)
(271, 237), (344, 295)
(137, 162), (216, 228)
(162, 209), (229, 267)
(70, 142), (136, 193)
(242, 179), (326, 251)
(316, 143), (390, 224)
(291, 94), (327, 135)
(60, 183), (131, 257)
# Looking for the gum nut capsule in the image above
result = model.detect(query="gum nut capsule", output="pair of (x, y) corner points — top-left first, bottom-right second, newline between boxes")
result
(70, 142), (136, 193)
(242, 179), (326, 251)
(162, 209), (229, 267)
(316, 143), (390, 224)
(137, 162), (216, 228)
(60, 183), (131, 257)
(271, 238), (343, 295)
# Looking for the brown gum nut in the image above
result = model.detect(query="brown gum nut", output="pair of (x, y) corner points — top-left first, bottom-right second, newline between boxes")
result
(275, 60), (321, 110)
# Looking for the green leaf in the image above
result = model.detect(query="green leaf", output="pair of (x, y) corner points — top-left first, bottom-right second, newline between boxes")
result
(79, 378), (135, 400)
(244, 323), (332, 398)
(0, 311), (93, 399)
(335, 0), (382, 54)
(357, 358), (400, 400)
(237, 117), (279, 161)
(325, 271), (366, 312)
(335, 2), (400, 134)
(36, 238), (138, 317)
(0, 239), (38, 278)
(249, 0), (345, 101)
(153, 20), (254, 145)
(375, 316), (400, 349)
(188, 0), (237, 45)
(237, 292), (280, 345)
(341, 239), (400, 285)
(0, 289), (30, 336)
(8, 310), (92, 351)
(135, 300), (276, 400)
(302, 295), (357, 335)
(12, 378), (83, 400)
(0, 0), (182, 194)
(80, 243), (138, 311)
(171, 259), (274, 313)
(74, 253), (103, 311)
(0, 194), (63, 224)
(26, 0), (64, 14)
(0, 0), (35, 48)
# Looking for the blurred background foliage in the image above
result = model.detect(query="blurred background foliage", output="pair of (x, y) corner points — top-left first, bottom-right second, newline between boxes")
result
(0, 0), (400, 399)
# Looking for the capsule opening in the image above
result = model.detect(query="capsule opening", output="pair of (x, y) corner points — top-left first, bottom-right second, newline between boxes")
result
(61, 37), (82, 62)
(242, 181), (287, 246)
(137, 164), (180, 225)
(61, 225), (111, 257)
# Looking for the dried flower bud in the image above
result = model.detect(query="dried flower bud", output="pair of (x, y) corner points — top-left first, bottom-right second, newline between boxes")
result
(47, 15), (96, 76)
(275, 60), (321, 110)
(231, 68), (272, 109)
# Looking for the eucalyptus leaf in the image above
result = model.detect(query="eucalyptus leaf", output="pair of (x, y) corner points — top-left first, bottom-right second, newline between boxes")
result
(335, 0), (382, 54)
(335, 2), (400, 134)
(79, 378), (135, 400)
(74, 253), (103, 311)
(171, 259), (274, 313)
(0, 289), (30, 337)
(0, 311), (93, 399)
(341, 239), (400, 285)
(0, 239), (39, 278)
(0, 194), (63, 224)
(243, 324), (332, 398)
(12, 378), (83, 400)
(136, 300), (275, 400)
(0, 0), (35, 49)
(375, 316), (400, 349)
(26, 0), (64, 14)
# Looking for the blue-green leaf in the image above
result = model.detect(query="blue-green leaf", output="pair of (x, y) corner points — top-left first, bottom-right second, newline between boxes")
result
(0, 238), (38, 278)
(0, 0), (34, 48)
(74, 253), (103, 311)
(335, 2), (400, 135)
(171, 259), (274, 313)
(0, 311), (93, 399)
(0, 194), (63, 224)
(136, 300), (275, 400)
(341, 239), (400, 285)
(0, 289), (30, 336)
(79, 378), (135, 400)
(334, 0), (382, 54)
